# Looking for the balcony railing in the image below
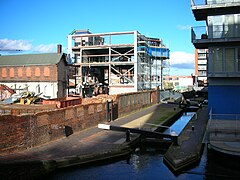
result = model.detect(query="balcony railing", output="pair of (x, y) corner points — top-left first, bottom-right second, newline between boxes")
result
(191, 26), (207, 41)
(192, 25), (240, 42)
(191, 0), (240, 6)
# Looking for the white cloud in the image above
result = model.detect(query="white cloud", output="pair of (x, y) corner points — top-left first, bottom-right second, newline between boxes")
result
(33, 44), (57, 53)
(177, 25), (192, 30)
(0, 39), (32, 51)
(0, 39), (59, 53)
(170, 51), (195, 69)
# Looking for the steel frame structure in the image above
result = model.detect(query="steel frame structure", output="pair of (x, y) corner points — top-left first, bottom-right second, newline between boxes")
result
(68, 30), (169, 96)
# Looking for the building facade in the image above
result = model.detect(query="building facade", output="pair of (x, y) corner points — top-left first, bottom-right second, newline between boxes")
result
(163, 76), (194, 92)
(191, 0), (240, 115)
(67, 30), (170, 96)
(0, 53), (68, 99)
(195, 49), (208, 87)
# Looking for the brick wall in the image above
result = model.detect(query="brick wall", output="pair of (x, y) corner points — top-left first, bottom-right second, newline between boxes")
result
(0, 65), (58, 82)
(116, 90), (158, 117)
(0, 90), (159, 154)
(0, 102), (107, 154)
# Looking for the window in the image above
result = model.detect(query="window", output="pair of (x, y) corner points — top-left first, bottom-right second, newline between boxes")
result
(44, 85), (47, 94)
(36, 85), (40, 94)
(25, 84), (28, 91)
(18, 68), (23, 77)
(35, 67), (41, 76)
(211, 47), (240, 74)
(225, 48), (235, 72)
(44, 67), (50, 76)
(1, 68), (7, 77)
(213, 48), (223, 72)
(26, 67), (31, 77)
(238, 48), (240, 72)
(198, 53), (206, 59)
(10, 68), (14, 77)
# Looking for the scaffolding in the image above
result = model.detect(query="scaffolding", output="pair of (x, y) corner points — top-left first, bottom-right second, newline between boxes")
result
(67, 30), (170, 96)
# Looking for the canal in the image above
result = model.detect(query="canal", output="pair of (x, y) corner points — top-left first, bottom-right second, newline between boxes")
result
(46, 112), (240, 179)
(46, 145), (240, 180)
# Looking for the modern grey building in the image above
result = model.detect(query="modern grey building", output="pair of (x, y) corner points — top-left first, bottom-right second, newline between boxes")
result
(191, 0), (240, 156)
(191, 0), (240, 114)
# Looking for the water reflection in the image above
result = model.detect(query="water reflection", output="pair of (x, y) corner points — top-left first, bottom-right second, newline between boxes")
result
(164, 112), (195, 135)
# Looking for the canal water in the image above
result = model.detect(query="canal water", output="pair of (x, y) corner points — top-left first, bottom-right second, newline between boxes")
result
(163, 112), (195, 135)
(47, 146), (240, 180)
(46, 112), (240, 179)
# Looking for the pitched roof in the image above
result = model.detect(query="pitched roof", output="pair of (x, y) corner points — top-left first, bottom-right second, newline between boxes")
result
(0, 53), (66, 66)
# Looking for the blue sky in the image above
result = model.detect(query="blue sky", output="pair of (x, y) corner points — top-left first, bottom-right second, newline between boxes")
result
(0, 0), (204, 75)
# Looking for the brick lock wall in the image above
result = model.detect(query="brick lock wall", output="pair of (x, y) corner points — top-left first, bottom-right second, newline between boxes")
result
(117, 90), (158, 117)
(0, 115), (32, 153)
(0, 90), (158, 154)
(0, 102), (108, 154)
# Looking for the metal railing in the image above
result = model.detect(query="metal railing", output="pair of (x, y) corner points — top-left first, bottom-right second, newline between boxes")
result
(192, 25), (240, 41)
(191, 0), (240, 6)
(160, 90), (182, 101)
(203, 108), (240, 143)
(191, 26), (207, 41)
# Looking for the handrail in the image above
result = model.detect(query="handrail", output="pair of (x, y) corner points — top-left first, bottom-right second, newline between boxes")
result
(191, 25), (240, 41)
(204, 108), (240, 143)
(210, 113), (240, 120)
(191, 0), (240, 6)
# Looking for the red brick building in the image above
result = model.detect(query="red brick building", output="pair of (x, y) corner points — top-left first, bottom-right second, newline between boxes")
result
(0, 53), (68, 98)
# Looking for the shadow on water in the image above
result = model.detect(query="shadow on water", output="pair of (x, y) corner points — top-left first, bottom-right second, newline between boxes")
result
(204, 148), (240, 180)
(45, 144), (209, 180)
(0, 162), (46, 180)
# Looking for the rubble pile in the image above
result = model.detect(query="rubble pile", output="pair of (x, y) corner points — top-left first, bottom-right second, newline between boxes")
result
(82, 94), (117, 104)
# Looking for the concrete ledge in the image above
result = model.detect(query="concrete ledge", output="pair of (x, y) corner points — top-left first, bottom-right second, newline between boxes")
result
(43, 136), (140, 173)
(163, 107), (208, 172)
(53, 147), (131, 169)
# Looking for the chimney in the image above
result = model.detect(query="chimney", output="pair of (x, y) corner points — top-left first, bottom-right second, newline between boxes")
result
(57, 44), (62, 53)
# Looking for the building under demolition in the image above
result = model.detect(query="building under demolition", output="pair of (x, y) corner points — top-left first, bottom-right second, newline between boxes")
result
(67, 30), (170, 97)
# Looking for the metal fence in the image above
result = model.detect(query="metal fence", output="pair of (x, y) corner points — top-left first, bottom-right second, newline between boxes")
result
(203, 109), (240, 143)
(160, 90), (182, 101)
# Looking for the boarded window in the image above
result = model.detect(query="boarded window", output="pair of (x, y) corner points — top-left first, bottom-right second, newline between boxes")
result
(35, 67), (41, 76)
(26, 67), (31, 77)
(44, 67), (50, 76)
(18, 68), (23, 77)
(2, 68), (7, 77)
(10, 68), (14, 77)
